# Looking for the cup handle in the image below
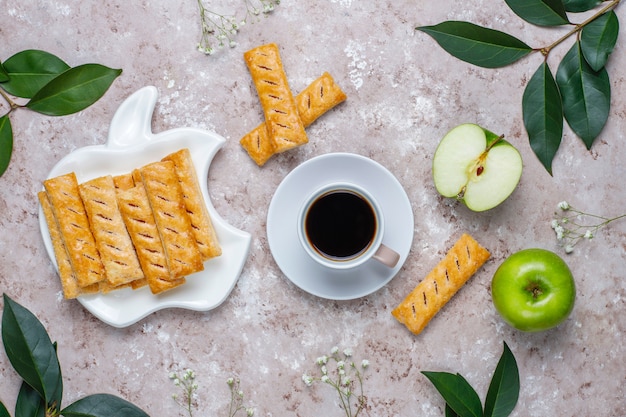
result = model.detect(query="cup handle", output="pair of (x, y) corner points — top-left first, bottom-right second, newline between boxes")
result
(373, 243), (400, 268)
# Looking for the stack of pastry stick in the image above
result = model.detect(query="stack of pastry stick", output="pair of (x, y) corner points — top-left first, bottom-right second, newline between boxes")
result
(39, 148), (221, 299)
(240, 43), (347, 166)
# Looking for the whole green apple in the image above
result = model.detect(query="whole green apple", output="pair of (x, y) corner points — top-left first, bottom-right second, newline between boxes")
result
(491, 248), (575, 332)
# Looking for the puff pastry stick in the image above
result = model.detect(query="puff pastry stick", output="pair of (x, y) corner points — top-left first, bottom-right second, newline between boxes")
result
(139, 161), (204, 280)
(392, 234), (490, 335)
(79, 175), (144, 287)
(244, 43), (308, 154)
(162, 148), (221, 260)
(241, 72), (347, 165)
(38, 191), (99, 298)
(113, 173), (148, 291)
(43, 172), (105, 287)
(116, 178), (186, 294)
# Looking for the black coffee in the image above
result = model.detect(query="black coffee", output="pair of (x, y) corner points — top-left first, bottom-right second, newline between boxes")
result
(305, 190), (376, 260)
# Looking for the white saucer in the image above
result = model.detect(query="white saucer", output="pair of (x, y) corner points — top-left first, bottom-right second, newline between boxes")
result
(267, 153), (414, 300)
(39, 86), (251, 327)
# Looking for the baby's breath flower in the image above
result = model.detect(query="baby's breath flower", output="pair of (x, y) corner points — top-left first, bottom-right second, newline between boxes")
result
(302, 373), (313, 387)
(303, 347), (368, 417)
(196, 0), (279, 56)
(169, 368), (198, 417)
(226, 376), (255, 417)
(552, 201), (626, 253)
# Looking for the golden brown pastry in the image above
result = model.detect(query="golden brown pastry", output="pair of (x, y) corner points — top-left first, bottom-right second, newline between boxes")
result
(244, 43), (308, 154)
(43, 172), (105, 287)
(116, 181), (186, 294)
(112, 173), (148, 291)
(139, 161), (204, 280)
(392, 233), (490, 335)
(162, 148), (221, 261)
(38, 191), (99, 298)
(240, 72), (347, 166)
(79, 175), (145, 287)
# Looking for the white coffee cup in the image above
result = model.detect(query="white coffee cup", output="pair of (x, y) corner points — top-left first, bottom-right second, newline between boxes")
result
(297, 182), (400, 270)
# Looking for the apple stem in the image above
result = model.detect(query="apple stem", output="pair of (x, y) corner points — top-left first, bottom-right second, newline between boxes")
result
(526, 282), (543, 299)
(486, 135), (505, 152)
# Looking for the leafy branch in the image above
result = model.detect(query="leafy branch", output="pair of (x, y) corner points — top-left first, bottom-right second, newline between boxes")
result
(0, 294), (148, 417)
(418, 0), (621, 175)
(0, 50), (121, 178)
(422, 341), (520, 417)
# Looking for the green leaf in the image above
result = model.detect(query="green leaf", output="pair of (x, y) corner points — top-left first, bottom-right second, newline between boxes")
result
(446, 404), (461, 417)
(61, 394), (150, 417)
(505, 0), (570, 26)
(0, 402), (10, 417)
(422, 371), (483, 417)
(26, 64), (122, 116)
(0, 62), (9, 83)
(484, 342), (520, 417)
(556, 41), (610, 149)
(417, 21), (533, 68)
(16, 381), (46, 417)
(1, 294), (63, 410)
(1, 50), (70, 98)
(581, 11), (619, 71)
(0, 115), (13, 178)
(522, 61), (563, 175)
(563, 0), (600, 12)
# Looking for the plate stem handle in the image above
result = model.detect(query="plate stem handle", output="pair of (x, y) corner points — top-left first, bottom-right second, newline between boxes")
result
(107, 86), (158, 149)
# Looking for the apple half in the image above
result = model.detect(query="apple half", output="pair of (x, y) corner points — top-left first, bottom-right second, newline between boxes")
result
(432, 123), (523, 212)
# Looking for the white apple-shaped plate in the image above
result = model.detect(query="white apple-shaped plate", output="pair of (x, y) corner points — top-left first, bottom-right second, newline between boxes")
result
(39, 86), (252, 328)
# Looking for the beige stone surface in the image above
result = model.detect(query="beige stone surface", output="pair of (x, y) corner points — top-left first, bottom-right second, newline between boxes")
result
(1, 1), (625, 416)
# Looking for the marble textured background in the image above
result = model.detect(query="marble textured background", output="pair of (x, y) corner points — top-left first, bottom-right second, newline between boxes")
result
(1, 1), (625, 416)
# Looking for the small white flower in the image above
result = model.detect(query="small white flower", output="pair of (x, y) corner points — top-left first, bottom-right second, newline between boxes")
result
(302, 373), (313, 386)
(321, 375), (330, 383)
(321, 365), (328, 375)
(227, 377), (234, 386)
(341, 376), (351, 386)
(361, 359), (369, 369)
(584, 230), (593, 239)
(173, 378), (180, 386)
(550, 219), (559, 229)
(565, 245), (574, 254)
(343, 348), (353, 357)
(169, 372), (177, 379)
(338, 369), (345, 376)
(558, 201), (570, 211)
(238, 390), (244, 397)
(229, 40), (238, 48)
(331, 346), (339, 354)
(316, 355), (328, 365)
(191, 383), (199, 390)
(246, 407), (255, 416)
(337, 360), (345, 369)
